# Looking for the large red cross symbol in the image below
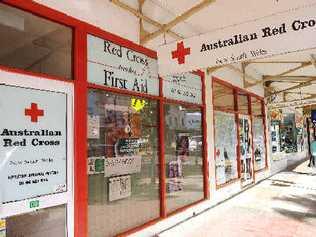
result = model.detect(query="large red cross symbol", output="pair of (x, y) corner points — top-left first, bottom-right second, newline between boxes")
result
(24, 103), (44, 123)
(171, 41), (191, 64)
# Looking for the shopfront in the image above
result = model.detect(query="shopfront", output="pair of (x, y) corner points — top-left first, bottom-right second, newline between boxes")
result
(0, 2), (208, 237)
(212, 78), (267, 188)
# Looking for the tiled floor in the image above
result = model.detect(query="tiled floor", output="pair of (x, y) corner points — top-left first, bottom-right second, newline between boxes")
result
(159, 161), (316, 237)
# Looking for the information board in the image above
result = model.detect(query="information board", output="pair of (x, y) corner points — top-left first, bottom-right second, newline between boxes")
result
(0, 85), (67, 203)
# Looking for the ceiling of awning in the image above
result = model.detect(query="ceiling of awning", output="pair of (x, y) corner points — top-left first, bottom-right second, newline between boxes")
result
(110, 0), (316, 108)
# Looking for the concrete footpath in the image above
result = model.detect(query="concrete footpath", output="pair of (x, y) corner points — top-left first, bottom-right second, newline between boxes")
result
(159, 161), (316, 237)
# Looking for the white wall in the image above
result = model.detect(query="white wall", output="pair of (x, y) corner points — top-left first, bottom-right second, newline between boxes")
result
(34, 0), (140, 43)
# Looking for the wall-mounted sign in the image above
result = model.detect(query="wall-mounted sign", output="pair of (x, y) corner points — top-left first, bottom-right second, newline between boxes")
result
(108, 175), (131, 202)
(163, 72), (202, 104)
(0, 85), (67, 203)
(88, 35), (159, 95)
(104, 156), (141, 177)
(158, 4), (316, 75)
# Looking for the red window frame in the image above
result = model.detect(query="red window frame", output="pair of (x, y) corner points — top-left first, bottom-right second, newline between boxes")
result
(1, 1), (209, 237)
(212, 77), (268, 189)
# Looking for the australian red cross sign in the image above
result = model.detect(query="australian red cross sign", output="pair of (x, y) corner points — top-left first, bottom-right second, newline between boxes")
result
(0, 85), (67, 203)
(157, 3), (316, 76)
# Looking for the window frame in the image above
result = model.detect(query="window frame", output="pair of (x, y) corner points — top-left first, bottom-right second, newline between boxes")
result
(212, 77), (268, 189)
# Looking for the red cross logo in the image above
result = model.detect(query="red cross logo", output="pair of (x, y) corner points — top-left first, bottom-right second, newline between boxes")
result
(24, 103), (44, 123)
(171, 41), (191, 64)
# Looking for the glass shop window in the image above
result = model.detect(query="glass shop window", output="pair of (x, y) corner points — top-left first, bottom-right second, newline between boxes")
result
(87, 90), (160, 237)
(164, 104), (204, 213)
(214, 111), (238, 185)
(213, 82), (235, 111)
(251, 97), (263, 117)
(4, 205), (67, 237)
(0, 3), (72, 79)
(237, 93), (249, 114)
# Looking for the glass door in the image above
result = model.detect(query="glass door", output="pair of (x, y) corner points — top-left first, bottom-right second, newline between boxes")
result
(238, 115), (254, 186)
(0, 69), (74, 237)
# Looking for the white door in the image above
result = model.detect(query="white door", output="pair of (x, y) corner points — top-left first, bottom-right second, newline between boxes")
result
(0, 69), (74, 237)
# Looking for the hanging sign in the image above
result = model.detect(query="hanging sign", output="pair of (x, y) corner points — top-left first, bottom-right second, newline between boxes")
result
(158, 3), (316, 75)
(0, 85), (67, 203)
(88, 35), (159, 95)
(162, 72), (202, 104)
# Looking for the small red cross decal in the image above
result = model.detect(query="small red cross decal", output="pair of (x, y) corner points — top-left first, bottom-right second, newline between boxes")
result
(25, 103), (44, 123)
(171, 41), (191, 64)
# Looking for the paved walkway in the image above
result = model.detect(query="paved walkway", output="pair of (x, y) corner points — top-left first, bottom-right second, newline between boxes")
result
(160, 161), (316, 237)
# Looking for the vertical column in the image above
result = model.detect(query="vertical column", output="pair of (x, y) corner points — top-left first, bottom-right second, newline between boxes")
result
(74, 28), (88, 237)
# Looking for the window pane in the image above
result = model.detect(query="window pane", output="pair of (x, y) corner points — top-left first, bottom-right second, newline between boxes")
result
(253, 117), (266, 171)
(251, 97), (263, 116)
(164, 104), (204, 213)
(5, 205), (66, 237)
(214, 111), (238, 185)
(213, 82), (234, 111)
(237, 93), (249, 114)
(0, 4), (72, 79)
(87, 90), (159, 237)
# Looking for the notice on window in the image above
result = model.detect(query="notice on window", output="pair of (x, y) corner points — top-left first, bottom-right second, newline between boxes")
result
(0, 85), (67, 203)
(108, 175), (131, 202)
(162, 72), (202, 104)
(87, 35), (159, 95)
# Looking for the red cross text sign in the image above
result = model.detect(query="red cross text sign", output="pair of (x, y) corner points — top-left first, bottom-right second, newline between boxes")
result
(157, 3), (316, 76)
(0, 84), (67, 203)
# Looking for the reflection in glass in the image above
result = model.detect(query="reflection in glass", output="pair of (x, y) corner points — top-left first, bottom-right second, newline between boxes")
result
(214, 111), (238, 185)
(5, 205), (66, 237)
(0, 4), (72, 79)
(237, 93), (249, 114)
(213, 82), (234, 111)
(87, 90), (159, 237)
(164, 104), (204, 213)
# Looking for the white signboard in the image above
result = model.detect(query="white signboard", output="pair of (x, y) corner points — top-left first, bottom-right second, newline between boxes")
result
(0, 85), (67, 203)
(108, 175), (131, 202)
(158, 3), (316, 75)
(104, 156), (141, 177)
(163, 72), (202, 104)
(88, 34), (159, 95)
(88, 115), (100, 139)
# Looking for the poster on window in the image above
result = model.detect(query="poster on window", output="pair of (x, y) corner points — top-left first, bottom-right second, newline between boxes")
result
(214, 111), (238, 185)
(0, 85), (67, 203)
(88, 157), (105, 175)
(108, 175), (131, 202)
(88, 115), (100, 139)
(104, 156), (141, 177)
(253, 118), (266, 170)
